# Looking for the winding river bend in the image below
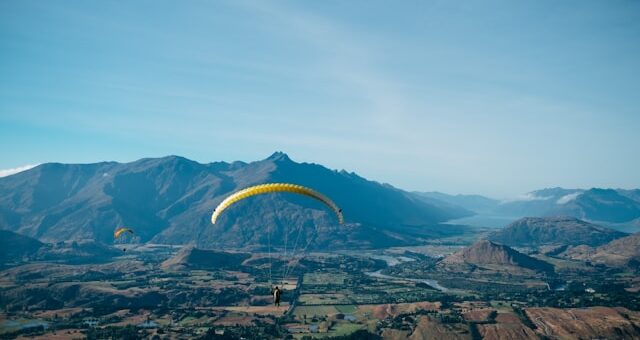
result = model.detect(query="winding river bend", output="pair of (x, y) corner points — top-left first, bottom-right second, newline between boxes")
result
(364, 255), (449, 292)
(365, 270), (449, 292)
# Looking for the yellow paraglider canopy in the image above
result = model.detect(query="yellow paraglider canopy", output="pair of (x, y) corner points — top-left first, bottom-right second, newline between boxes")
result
(114, 227), (134, 239)
(211, 183), (344, 224)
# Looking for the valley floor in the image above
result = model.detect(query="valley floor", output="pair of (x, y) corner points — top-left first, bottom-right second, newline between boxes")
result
(0, 244), (639, 339)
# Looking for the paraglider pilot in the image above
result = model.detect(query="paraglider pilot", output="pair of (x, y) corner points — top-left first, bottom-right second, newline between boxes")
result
(273, 286), (281, 307)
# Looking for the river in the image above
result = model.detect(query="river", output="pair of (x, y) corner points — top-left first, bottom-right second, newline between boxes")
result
(365, 270), (448, 292)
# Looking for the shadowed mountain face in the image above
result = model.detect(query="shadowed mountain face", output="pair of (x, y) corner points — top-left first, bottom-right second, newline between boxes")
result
(0, 230), (44, 263)
(488, 217), (627, 247)
(0, 152), (470, 249)
(0, 230), (120, 267)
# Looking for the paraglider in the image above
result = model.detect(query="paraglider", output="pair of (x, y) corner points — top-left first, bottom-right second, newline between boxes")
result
(113, 227), (134, 252)
(211, 183), (344, 308)
(114, 227), (134, 239)
(211, 183), (344, 224)
(273, 286), (281, 307)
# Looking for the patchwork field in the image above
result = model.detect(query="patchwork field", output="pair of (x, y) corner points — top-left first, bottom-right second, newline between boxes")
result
(525, 307), (640, 339)
(1, 247), (639, 339)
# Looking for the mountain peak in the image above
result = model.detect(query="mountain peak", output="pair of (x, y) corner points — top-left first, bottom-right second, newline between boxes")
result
(136, 155), (196, 166)
(453, 239), (554, 272)
(463, 239), (507, 260)
(266, 151), (292, 162)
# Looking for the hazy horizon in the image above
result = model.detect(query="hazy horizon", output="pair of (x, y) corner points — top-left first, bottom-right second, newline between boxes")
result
(2, 1), (639, 197)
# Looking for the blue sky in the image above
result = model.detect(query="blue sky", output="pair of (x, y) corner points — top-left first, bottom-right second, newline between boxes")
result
(1, 1), (639, 198)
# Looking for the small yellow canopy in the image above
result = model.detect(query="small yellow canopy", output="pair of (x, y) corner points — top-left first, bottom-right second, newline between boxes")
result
(114, 227), (134, 239)
(211, 183), (344, 224)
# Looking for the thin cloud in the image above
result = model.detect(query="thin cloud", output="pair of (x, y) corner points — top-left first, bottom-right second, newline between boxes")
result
(501, 192), (552, 203)
(0, 164), (39, 178)
(557, 192), (582, 205)
(236, 1), (415, 128)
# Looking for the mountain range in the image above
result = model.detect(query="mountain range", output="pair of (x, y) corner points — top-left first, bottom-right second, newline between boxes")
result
(419, 187), (640, 231)
(498, 188), (640, 224)
(0, 152), (471, 250)
(2, 152), (638, 250)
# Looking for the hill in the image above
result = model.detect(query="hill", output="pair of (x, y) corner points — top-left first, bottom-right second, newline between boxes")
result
(161, 246), (251, 270)
(0, 230), (44, 264)
(36, 240), (122, 264)
(524, 307), (640, 339)
(0, 230), (120, 267)
(560, 232), (640, 267)
(0, 152), (469, 249)
(444, 240), (553, 272)
(487, 217), (626, 247)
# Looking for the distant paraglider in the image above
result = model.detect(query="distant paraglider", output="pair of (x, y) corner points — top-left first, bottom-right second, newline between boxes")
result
(114, 227), (135, 252)
(114, 227), (134, 239)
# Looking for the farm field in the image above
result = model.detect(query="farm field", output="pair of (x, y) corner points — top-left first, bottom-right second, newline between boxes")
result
(1, 245), (639, 339)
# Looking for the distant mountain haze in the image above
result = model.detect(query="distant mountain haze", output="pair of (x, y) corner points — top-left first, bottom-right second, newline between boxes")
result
(497, 188), (640, 223)
(414, 192), (499, 214)
(424, 187), (640, 230)
(0, 152), (470, 249)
